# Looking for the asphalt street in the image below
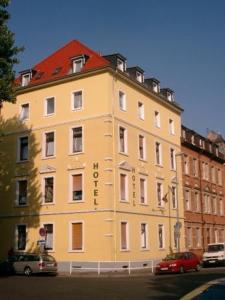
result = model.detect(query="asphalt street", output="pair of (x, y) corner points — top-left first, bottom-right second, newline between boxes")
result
(1, 267), (225, 300)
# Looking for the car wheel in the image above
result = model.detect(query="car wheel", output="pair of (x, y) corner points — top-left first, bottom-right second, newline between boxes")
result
(24, 267), (32, 276)
(195, 264), (201, 272)
(179, 266), (184, 274)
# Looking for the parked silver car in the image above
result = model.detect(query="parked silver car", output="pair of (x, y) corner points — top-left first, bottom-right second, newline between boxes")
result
(8, 253), (57, 276)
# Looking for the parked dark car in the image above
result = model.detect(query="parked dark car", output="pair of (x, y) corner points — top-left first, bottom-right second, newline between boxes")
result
(155, 251), (201, 274)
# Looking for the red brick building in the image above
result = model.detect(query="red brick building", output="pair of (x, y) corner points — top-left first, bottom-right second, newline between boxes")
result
(181, 125), (225, 258)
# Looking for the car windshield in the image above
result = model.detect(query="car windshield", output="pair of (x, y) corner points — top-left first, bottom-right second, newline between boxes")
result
(207, 245), (224, 252)
(163, 253), (183, 260)
(42, 255), (55, 262)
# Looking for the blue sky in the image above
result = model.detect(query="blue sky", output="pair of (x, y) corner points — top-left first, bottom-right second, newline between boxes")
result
(8, 0), (225, 137)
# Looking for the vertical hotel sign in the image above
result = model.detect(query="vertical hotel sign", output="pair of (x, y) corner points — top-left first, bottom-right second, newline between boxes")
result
(93, 162), (99, 205)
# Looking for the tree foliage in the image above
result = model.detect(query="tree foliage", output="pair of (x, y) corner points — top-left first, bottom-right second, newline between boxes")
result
(0, 0), (23, 103)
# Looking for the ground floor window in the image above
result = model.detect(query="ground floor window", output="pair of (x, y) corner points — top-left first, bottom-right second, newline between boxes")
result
(71, 222), (83, 251)
(16, 224), (26, 250)
(140, 223), (148, 249)
(121, 221), (128, 250)
(43, 224), (53, 250)
(158, 224), (164, 249)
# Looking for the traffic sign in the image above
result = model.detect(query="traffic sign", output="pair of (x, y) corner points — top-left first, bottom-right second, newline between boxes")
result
(39, 227), (46, 237)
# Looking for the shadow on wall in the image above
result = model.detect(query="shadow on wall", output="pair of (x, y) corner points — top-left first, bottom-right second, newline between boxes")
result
(0, 116), (42, 257)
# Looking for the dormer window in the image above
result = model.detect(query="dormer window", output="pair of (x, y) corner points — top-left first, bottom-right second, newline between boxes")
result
(22, 73), (31, 87)
(161, 88), (174, 101)
(152, 82), (159, 93)
(117, 58), (126, 72)
(136, 71), (144, 83)
(191, 135), (195, 145)
(72, 57), (85, 73)
(167, 92), (174, 102)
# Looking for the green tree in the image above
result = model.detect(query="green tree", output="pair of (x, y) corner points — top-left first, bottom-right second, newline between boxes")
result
(0, 0), (23, 104)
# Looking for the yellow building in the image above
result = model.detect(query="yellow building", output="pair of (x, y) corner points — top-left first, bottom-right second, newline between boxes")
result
(0, 40), (184, 271)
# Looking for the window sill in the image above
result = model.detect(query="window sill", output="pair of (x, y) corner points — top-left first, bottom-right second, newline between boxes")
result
(68, 250), (84, 253)
(14, 204), (28, 208)
(120, 249), (130, 252)
(139, 203), (148, 206)
(68, 200), (85, 204)
(43, 114), (55, 118)
(68, 152), (84, 156)
(42, 156), (56, 160)
(139, 158), (147, 163)
(120, 200), (130, 204)
(16, 160), (29, 164)
(119, 152), (129, 157)
(155, 164), (163, 168)
(140, 248), (149, 252)
(41, 202), (55, 206)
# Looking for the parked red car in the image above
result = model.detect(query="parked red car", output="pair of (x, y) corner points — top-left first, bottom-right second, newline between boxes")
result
(155, 251), (201, 274)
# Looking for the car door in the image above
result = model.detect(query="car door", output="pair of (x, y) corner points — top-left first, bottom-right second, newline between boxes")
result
(183, 252), (192, 270)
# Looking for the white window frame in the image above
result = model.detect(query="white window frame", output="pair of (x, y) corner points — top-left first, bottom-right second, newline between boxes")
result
(171, 185), (177, 209)
(156, 182), (164, 208)
(154, 111), (160, 128)
(119, 90), (126, 111)
(20, 102), (30, 121)
(44, 96), (55, 116)
(70, 125), (83, 154)
(17, 135), (29, 162)
(69, 171), (84, 203)
(138, 101), (144, 120)
(140, 222), (148, 250)
(16, 178), (28, 206)
(138, 134), (146, 160)
(118, 125), (128, 154)
(120, 221), (129, 251)
(155, 141), (162, 166)
(185, 189), (191, 211)
(158, 224), (165, 249)
(219, 198), (224, 216)
(72, 58), (84, 73)
(42, 175), (55, 205)
(42, 222), (55, 252)
(139, 176), (147, 205)
(170, 148), (176, 170)
(42, 130), (56, 158)
(71, 89), (83, 111)
(69, 221), (84, 252)
(119, 173), (129, 202)
(15, 224), (27, 251)
(169, 119), (175, 135)
(21, 73), (31, 87)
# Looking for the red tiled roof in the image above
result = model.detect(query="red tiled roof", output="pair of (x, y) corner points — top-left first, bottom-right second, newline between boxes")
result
(17, 40), (110, 87)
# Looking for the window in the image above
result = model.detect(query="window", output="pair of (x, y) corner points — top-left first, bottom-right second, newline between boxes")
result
(185, 190), (190, 210)
(157, 182), (163, 207)
(186, 227), (192, 248)
(120, 173), (128, 201)
(212, 197), (217, 215)
(19, 136), (28, 161)
(140, 178), (147, 204)
(119, 126), (127, 153)
(136, 71), (143, 83)
(170, 148), (175, 170)
(45, 97), (55, 115)
(169, 119), (174, 134)
(16, 180), (27, 206)
(204, 194), (211, 213)
(171, 186), (177, 209)
(158, 224), (164, 249)
(45, 132), (55, 157)
(140, 223), (148, 249)
(16, 225), (26, 250)
(72, 91), (83, 110)
(20, 103), (29, 120)
(155, 142), (162, 165)
(71, 222), (83, 251)
(72, 58), (84, 73)
(211, 166), (215, 183)
(72, 127), (83, 153)
(119, 91), (126, 111)
(43, 224), (53, 250)
(43, 177), (54, 203)
(154, 111), (160, 128)
(22, 73), (31, 87)
(218, 169), (222, 185)
(138, 101), (144, 120)
(196, 228), (201, 247)
(121, 221), (128, 250)
(72, 174), (83, 201)
(194, 191), (200, 212)
(138, 135), (145, 160)
(183, 155), (189, 175)
(117, 58), (126, 71)
(219, 198), (224, 216)
(215, 229), (218, 243)
(192, 158), (198, 177)
(205, 163), (209, 180)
